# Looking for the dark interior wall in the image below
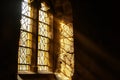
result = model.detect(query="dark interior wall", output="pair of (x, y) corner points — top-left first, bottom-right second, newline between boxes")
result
(69, 0), (120, 80)
(0, 0), (21, 80)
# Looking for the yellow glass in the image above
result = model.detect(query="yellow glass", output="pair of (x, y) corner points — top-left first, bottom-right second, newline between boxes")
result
(18, 0), (32, 71)
(38, 51), (49, 71)
(20, 16), (32, 32)
(41, 2), (49, 11)
(38, 23), (50, 37)
(22, 2), (31, 17)
(19, 32), (32, 47)
(38, 36), (49, 50)
(37, 2), (51, 71)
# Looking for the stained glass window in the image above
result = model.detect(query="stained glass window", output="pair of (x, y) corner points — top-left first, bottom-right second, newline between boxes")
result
(37, 2), (52, 71)
(18, 1), (52, 72)
(18, 0), (32, 71)
(18, 1), (74, 77)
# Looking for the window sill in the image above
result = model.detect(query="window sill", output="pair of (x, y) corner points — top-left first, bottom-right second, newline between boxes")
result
(18, 71), (36, 74)
(18, 71), (55, 80)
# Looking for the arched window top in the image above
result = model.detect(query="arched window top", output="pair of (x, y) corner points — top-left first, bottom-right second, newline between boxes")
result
(41, 2), (49, 11)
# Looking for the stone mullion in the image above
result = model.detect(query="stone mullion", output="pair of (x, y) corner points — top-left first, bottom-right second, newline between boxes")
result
(48, 12), (53, 72)
(30, 0), (38, 72)
(53, 18), (61, 72)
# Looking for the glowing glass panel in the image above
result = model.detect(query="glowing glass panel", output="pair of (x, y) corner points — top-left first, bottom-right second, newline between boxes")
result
(38, 2), (51, 71)
(41, 2), (49, 11)
(37, 51), (49, 71)
(39, 3), (50, 25)
(18, 0), (32, 71)
(38, 23), (50, 37)
(19, 31), (32, 47)
(21, 2), (31, 17)
(38, 36), (49, 51)
(20, 16), (32, 32)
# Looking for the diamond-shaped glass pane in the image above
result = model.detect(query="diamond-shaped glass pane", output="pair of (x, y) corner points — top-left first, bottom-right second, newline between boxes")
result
(18, 47), (31, 71)
(22, 2), (31, 16)
(38, 23), (50, 37)
(37, 51), (49, 71)
(20, 16), (32, 32)
(19, 31), (32, 47)
(39, 10), (50, 24)
(18, 47), (32, 64)
(18, 0), (32, 71)
(38, 36), (49, 51)
(37, 2), (52, 71)
(37, 51), (49, 65)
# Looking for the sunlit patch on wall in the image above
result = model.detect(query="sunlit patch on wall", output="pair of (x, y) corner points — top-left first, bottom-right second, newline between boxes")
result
(56, 22), (74, 80)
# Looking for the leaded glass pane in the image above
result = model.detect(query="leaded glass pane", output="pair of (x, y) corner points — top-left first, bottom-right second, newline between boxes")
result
(20, 16), (32, 32)
(22, 1), (31, 16)
(38, 51), (49, 71)
(37, 2), (51, 71)
(38, 23), (50, 37)
(18, 47), (32, 63)
(41, 2), (49, 11)
(19, 31), (32, 47)
(18, 47), (31, 71)
(39, 10), (50, 24)
(18, 1), (52, 72)
(38, 36), (49, 51)
(18, 0), (32, 71)
(37, 51), (49, 65)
